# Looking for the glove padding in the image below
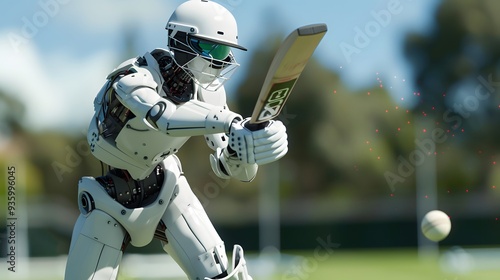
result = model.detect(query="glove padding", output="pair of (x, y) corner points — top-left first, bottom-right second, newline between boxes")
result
(228, 118), (288, 165)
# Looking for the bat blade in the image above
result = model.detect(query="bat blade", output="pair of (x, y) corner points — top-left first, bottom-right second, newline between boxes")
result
(249, 24), (328, 125)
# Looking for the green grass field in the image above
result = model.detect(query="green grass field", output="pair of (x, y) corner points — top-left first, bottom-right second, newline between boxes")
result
(270, 249), (500, 280)
(16, 249), (500, 280)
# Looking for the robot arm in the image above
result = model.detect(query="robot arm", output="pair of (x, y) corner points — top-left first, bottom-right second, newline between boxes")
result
(114, 70), (257, 181)
(114, 70), (241, 137)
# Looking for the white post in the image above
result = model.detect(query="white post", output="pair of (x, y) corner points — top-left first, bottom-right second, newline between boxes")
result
(258, 162), (281, 259)
(415, 117), (439, 260)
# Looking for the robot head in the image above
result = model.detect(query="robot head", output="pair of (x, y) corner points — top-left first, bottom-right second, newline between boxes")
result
(166, 0), (247, 90)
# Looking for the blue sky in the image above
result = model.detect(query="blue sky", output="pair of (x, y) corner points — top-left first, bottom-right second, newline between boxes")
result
(0, 0), (441, 132)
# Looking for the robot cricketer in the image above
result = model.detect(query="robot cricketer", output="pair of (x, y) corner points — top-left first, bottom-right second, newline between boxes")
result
(64, 0), (288, 279)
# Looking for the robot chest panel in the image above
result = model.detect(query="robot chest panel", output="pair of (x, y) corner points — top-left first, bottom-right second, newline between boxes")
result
(115, 117), (189, 165)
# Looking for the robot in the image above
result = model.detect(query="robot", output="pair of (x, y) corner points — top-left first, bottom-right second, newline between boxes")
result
(64, 0), (288, 279)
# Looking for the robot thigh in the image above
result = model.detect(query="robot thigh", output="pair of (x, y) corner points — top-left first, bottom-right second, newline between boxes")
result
(65, 210), (127, 280)
(160, 175), (228, 279)
(159, 175), (252, 280)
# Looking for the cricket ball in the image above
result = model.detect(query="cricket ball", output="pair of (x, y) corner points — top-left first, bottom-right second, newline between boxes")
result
(421, 210), (451, 242)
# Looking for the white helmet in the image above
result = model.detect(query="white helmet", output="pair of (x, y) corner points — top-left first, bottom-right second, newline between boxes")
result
(166, 0), (246, 89)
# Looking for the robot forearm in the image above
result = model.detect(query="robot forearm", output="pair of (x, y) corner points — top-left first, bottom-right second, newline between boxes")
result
(152, 99), (241, 137)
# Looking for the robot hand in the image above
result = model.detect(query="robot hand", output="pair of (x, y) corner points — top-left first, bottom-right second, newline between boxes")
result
(227, 118), (288, 165)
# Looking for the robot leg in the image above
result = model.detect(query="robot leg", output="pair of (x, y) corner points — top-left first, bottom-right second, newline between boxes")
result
(159, 175), (252, 280)
(65, 210), (127, 280)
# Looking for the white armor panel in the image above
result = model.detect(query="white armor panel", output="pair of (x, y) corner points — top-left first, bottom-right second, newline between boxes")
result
(139, 50), (166, 86)
(65, 211), (126, 280)
(76, 156), (181, 247)
(114, 71), (159, 118)
(114, 117), (188, 167)
(199, 84), (230, 150)
(160, 175), (229, 279)
(156, 99), (241, 136)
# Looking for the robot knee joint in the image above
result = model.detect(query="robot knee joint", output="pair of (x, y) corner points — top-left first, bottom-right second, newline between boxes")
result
(78, 191), (95, 215)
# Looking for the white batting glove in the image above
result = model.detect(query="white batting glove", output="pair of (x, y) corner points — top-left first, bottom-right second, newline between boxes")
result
(227, 118), (288, 165)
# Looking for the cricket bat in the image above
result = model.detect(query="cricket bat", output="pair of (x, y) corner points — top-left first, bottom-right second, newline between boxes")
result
(246, 23), (328, 130)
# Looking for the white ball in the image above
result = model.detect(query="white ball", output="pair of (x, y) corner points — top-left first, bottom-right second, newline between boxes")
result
(421, 210), (451, 242)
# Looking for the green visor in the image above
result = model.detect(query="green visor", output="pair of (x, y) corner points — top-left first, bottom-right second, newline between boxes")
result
(189, 38), (231, 60)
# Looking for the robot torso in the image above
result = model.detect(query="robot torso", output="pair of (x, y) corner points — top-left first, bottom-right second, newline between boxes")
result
(88, 49), (233, 179)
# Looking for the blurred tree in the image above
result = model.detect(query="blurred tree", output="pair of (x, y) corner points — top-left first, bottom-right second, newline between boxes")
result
(0, 90), (44, 197)
(404, 0), (500, 193)
(405, 0), (500, 116)
(0, 89), (25, 136)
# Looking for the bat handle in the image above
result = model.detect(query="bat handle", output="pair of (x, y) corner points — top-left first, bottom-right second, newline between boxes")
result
(244, 121), (268, 131)
(226, 121), (268, 157)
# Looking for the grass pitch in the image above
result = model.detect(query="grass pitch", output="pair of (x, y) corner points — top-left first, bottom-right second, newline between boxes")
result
(272, 248), (500, 280)
(21, 248), (500, 279)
